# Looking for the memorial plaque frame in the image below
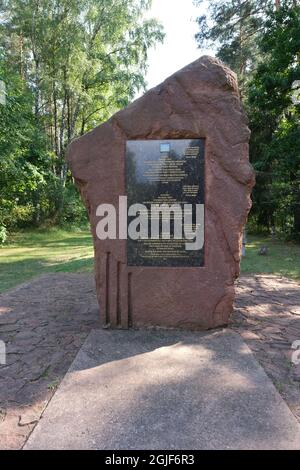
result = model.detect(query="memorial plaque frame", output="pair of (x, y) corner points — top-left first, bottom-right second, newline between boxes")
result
(126, 139), (205, 268)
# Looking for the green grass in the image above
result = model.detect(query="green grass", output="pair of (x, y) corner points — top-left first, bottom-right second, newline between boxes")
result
(241, 235), (300, 281)
(0, 228), (94, 293)
(0, 230), (299, 294)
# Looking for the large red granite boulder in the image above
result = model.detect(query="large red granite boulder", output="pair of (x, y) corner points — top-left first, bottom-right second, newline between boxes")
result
(67, 56), (255, 330)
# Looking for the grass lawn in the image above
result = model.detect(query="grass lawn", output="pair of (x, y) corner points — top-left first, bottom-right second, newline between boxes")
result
(241, 235), (300, 281)
(0, 229), (94, 293)
(0, 230), (299, 293)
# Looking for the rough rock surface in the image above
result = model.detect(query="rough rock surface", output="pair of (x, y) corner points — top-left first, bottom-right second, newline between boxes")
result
(67, 56), (255, 330)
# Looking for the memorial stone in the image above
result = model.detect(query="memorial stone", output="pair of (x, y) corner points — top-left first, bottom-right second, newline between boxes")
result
(67, 56), (255, 330)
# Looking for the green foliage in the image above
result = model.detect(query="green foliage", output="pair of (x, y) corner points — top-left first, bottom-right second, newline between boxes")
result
(194, 0), (273, 91)
(0, 57), (50, 229)
(247, 3), (300, 239)
(195, 1), (300, 239)
(57, 185), (89, 227)
(0, 1), (164, 238)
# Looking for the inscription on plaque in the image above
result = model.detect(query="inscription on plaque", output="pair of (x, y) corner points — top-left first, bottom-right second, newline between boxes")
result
(126, 139), (205, 267)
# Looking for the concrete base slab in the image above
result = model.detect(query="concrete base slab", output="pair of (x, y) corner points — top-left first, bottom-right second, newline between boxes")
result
(25, 329), (300, 450)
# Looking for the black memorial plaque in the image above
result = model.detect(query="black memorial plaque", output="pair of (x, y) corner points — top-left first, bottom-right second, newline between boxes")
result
(126, 139), (205, 267)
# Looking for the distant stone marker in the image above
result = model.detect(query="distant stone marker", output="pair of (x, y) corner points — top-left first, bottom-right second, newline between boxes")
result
(67, 56), (255, 330)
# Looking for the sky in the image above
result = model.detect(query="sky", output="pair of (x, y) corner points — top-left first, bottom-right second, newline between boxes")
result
(141, 0), (215, 94)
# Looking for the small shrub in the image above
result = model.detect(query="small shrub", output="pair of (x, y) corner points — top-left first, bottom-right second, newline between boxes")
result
(10, 204), (36, 228)
(58, 186), (88, 227)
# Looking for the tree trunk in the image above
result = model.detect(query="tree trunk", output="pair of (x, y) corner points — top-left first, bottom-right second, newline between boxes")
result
(19, 31), (24, 79)
(69, 99), (80, 140)
(53, 83), (59, 166)
(34, 57), (40, 117)
(294, 205), (300, 238)
(59, 91), (67, 158)
(80, 117), (86, 136)
(67, 91), (71, 141)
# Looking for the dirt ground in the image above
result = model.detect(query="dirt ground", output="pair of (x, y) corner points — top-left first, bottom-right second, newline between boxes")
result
(0, 272), (299, 449)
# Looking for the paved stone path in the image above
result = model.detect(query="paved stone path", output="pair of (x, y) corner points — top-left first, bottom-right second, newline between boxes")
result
(24, 329), (300, 450)
(231, 275), (300, 423)
(0, 272), (299, 449)
(0, 274), (100, 450)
